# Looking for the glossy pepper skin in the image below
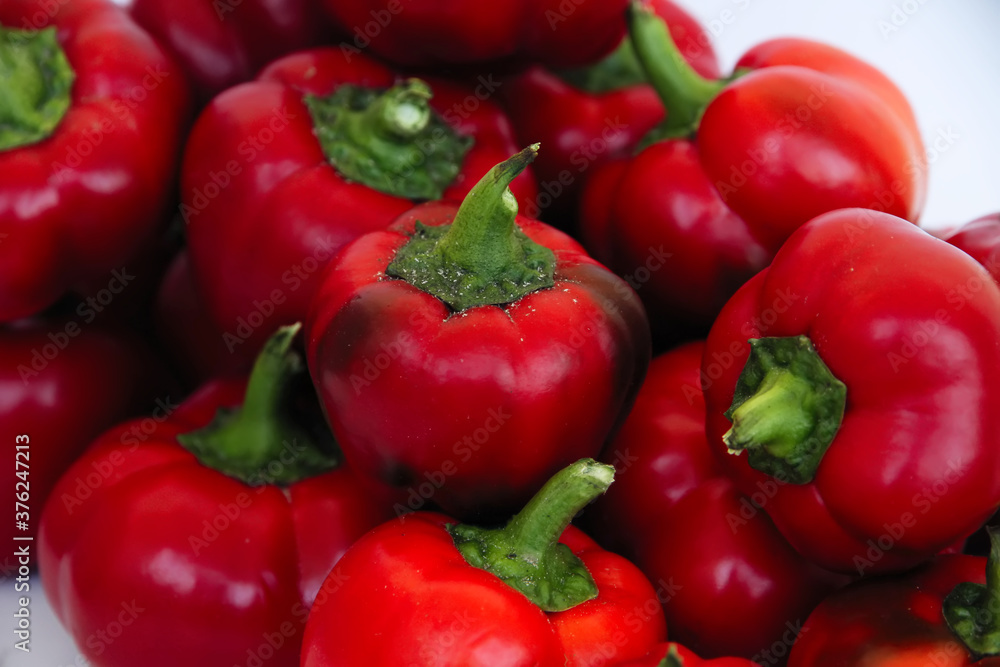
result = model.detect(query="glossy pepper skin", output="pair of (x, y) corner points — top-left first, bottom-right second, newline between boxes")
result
(0, 0), (190, 322)
(581, 5), (926, 333)
(39, 327), (398, 667)
(589, 343), (846, 660)
(500, 0), (719, 225)
(184, 47), (536, 365)
(789, 534), (1000, 666)
(703, 209), (1000, 575)
(154, 250), (246, 387)
(619, 643), (761, 666)
(1, 316), (173, 574)
(301, 460), (666, 666)
(131, 0), (328, 102)
(306, 148), (650, 520)
(938, 213), (1000, 284)
(321, 0), (628, 70)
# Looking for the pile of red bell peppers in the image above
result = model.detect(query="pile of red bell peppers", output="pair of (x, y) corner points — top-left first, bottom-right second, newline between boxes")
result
(2, 0), (999, 664)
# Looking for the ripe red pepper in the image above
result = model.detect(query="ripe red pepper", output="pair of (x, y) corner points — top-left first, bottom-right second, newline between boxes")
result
(580, 4), (926, 333)
(184, 47), (536, 364)
(154, 249), (245, 387)
(938, 213), (1000, 284)
(321, 0), (628, 70)
(789, 530), (1000, 665)
(1, 316), (172, 575)
(618, 643), (761, 666)
(39, 326), (399, 666)
(301, 459), (666, 666)
(703, 209), (1000, 575)
(131, 0), (328, 102)
(306, 147), (649, 520)
(500, 0), (719, 224)
(589, 343), (846, 660)
(0, 0), (190, 322)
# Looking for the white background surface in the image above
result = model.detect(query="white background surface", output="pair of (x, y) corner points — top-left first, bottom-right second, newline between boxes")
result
(3, 1), (999, 665)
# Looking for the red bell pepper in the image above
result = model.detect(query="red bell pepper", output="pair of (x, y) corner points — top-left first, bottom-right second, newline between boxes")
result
(301, 459), (666, 666)
(306, 147), (650, 520)
(321, 0), (628, 70)
(184, 47), (537, 364)
(131, 0), (328, 102)
(618, 643), (761, 666)
(589, 343), (847, 660)
(703, 209), (1000, 575)
(938, 213), (1000, 284)
(789, 529), (1000, 665)
(0, 0), (189, 322)
(1, 316), (172, 575)
(580, 4), (926, 332)
(500, 0), (719, 224)
(39, 326), (399, 666)
(154, 249), (246, 387)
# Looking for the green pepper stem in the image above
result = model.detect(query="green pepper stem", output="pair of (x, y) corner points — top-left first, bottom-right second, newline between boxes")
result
(627, 1), (723, 136)
(723, 336), (847, 485)
(304, 79), (472, 200)
(362, 78), (432, 140)
(176, 324), (338, 486)
(448, 459), (614, 612)
(504, 458), (614, 561)
(385, 146), (556, 312)
(437, 144), (538, 277)
(0, 25), (75, 151)
(943, 527), (1000, 658)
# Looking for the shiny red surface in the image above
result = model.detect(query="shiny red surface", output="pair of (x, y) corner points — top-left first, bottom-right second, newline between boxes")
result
(789, 555), (1000, 666)
(589, 343), (846, 660)
(703, 210), (1000, 574)
(301, 514), (665, 666)
(39, 375), (399, 666)
(0, 0), (190, 321)
(583, 37), (926, 333)
(184, 48), (537, 365)
(500, 0), (720, 223)
(306, 201), (650, 520)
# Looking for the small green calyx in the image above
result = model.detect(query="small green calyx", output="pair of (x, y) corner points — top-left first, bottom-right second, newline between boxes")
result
(304, 78), (473, 200)
(658, 646), (684, 667)
(627, 1), (725, 148)
(448, 458), (614, 612)
(177, 324), (339, 486)
(723, 336), (846, 485)
(386, 145), (556, 312)
(0, 26), (75, 151)
(943, 527), (1000, 658)
(557, 35), (647, 94)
